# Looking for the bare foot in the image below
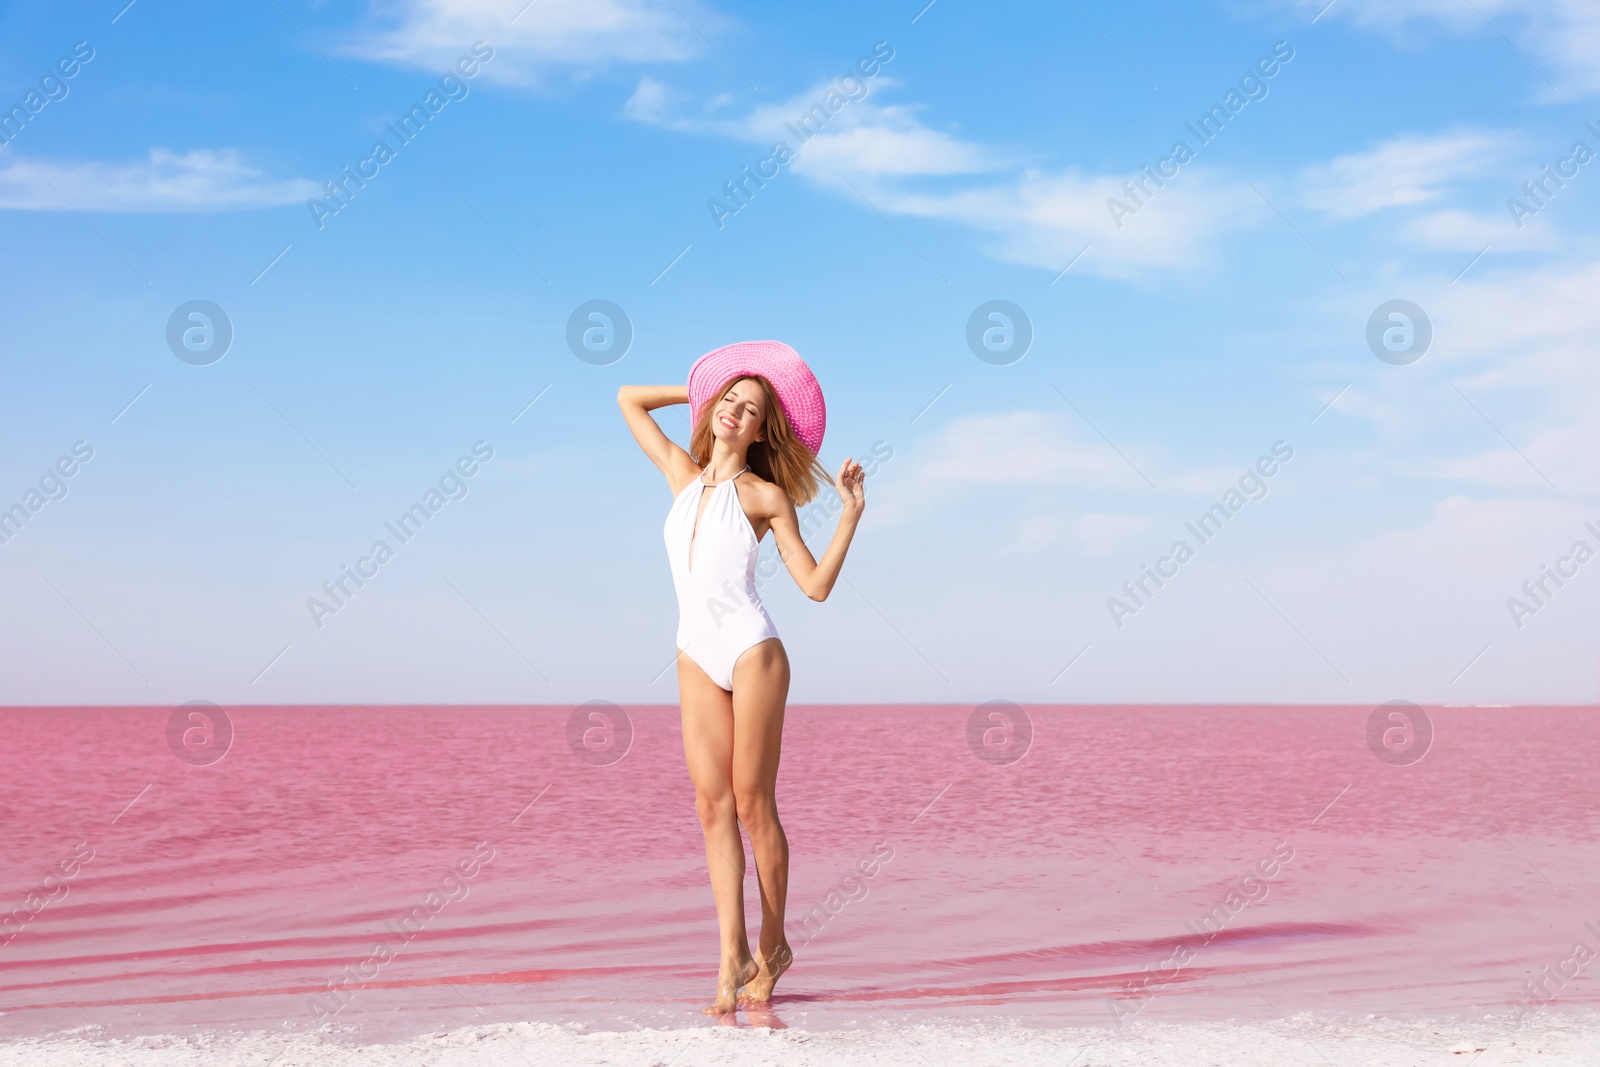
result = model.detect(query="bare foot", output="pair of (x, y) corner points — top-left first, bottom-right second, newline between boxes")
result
(739, 942), (792, 1005)
(703, 953), (758, 1015)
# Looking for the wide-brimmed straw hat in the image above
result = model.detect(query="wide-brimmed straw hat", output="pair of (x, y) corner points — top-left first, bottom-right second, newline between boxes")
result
(687, 340), (825, 457)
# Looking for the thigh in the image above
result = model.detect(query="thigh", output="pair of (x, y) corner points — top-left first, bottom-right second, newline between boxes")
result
(730, 638), (791, 794)
(678, 650), (736, 795)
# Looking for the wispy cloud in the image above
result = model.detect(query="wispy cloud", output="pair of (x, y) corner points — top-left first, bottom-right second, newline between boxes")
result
(873, 167), (1267, 280)
(624, 74), (994, 176)
(913, 410), (1147, 489)
(631, 62), (1582, 283)
(1281, 0), (1600, 97)
(349, 0), (711, 84)
(1399, 207), (1556, 252)
(1297, 131), (1513, 219)
(1071, 512), (1156, 556)
(875, 409), (1251, 529)
(0, 149), (318, 211)
(628, 74), (1270, 279)
(1333, 256), (1600, 491)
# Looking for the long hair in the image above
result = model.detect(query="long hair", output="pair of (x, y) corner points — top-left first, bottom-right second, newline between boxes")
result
(690, 374), (827, 506)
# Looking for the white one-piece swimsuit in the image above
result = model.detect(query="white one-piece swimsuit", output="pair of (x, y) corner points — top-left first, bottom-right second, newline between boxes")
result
(663, 467), (779, 690)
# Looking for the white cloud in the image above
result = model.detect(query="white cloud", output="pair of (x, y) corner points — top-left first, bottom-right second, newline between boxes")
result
(1006, 514), (1069, 553)
(910, 410), (1147, 490)
(1399, 207), (1557, 252)
(1282, 0), (1600, 97)
(1328, 256), (1600, 494)
(1433, 262), (1600, 497)
(791, 117), (993, 179)
(1298, 132), (1511, 219)
(0, 149), (318, 211)
(626, 74), (994, 176)
(350, 0), (708, 84)
(874, 166), (1267, 280)
(629, 73), (1269, 279)
(1245, 490), (1598, 701)
(632, 65), (1587, 283)
(622, 75), (686, 124)
(876, 408), (1273, 536)
(871, 410), (1138, 527)
(1000, 506), (1151, 554)
(1445, 257), (1600, 366)
(1295, 131), (1581, 252)
(1072, 512), (1155, 555)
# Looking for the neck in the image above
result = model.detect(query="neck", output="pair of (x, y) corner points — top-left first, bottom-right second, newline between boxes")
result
(703, 439), (748, 481)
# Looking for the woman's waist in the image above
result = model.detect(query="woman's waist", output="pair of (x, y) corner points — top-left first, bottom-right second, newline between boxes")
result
(674, 576), (771, 619)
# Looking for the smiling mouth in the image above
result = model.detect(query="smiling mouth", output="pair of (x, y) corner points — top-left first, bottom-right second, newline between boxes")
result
(718, 415), (739, 430)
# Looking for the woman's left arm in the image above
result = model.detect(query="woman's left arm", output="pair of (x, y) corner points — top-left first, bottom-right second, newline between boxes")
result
(768, 459), (865, 602)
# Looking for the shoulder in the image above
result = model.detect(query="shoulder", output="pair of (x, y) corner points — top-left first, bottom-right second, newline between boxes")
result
(738, 471), (793, 517)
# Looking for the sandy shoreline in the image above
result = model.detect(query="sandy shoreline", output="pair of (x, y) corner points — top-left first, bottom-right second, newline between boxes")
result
(4, 1015), (1600, 1067)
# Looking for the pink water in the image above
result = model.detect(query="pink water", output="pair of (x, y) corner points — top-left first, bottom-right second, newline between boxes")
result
(1, 704), (1597, 1044)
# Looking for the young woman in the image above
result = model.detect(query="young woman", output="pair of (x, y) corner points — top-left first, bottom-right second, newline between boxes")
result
(617, 340), (864, 1015)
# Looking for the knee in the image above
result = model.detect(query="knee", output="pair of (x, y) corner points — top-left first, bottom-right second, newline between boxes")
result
(694, 788), (736, 830)
(734, 788), (776, 834)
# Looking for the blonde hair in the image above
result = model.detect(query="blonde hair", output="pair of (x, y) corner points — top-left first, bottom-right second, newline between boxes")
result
(690, 374), (827, 506)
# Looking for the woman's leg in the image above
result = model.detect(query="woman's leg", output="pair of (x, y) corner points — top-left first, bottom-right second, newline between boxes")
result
(677, 650), (758, 1013)
(729, 638), (793, 1002)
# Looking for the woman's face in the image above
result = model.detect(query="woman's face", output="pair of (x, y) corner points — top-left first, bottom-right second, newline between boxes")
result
(711, 378), (767, 449)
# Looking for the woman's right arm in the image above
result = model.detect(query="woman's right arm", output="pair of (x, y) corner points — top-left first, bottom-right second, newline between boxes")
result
(617, 385), (696, 490)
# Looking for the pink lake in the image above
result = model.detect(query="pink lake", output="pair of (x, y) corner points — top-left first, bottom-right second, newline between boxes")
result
(1, 703), (1597, 1052)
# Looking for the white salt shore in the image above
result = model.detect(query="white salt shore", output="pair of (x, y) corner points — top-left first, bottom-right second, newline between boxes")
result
(3, 1014), (1599, 1067)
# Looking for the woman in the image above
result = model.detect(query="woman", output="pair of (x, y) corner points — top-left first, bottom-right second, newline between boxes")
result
(618, 340), (864, 1014)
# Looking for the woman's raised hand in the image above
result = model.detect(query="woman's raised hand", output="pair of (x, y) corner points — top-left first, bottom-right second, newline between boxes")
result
(835, 458), (865, 517)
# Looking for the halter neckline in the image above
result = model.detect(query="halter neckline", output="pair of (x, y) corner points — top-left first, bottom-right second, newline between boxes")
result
(698, 465), (748, 487)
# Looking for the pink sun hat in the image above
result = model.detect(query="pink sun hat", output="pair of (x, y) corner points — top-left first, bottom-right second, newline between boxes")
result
(688, 340), (826, 457)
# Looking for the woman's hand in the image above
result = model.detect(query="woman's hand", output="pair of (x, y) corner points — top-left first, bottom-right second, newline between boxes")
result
(768, 459), (865, 602)
(835, 458), (865, 518)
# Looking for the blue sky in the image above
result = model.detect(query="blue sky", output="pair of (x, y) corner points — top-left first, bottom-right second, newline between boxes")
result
(0, 0), (1596, 707)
